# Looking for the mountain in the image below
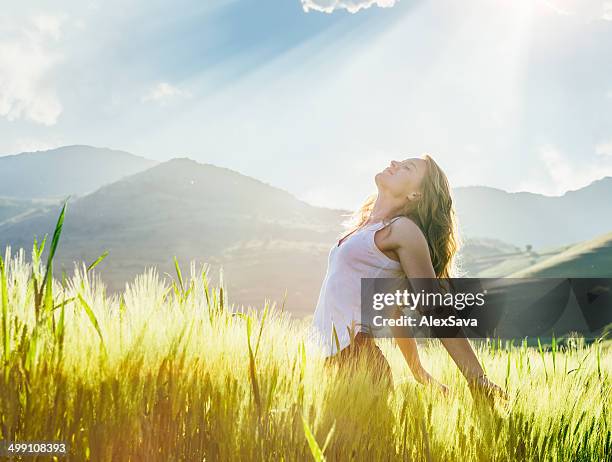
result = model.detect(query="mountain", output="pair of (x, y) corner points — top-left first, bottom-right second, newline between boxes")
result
(456, 237), (521, 276)
(0, 145), (157, 199)
(0, 158), (345, 316)
(453, 177), (612, 248)
(510, 232), (612, 277)
(2, 145), (612, 316)
(0, 197), (62, 227)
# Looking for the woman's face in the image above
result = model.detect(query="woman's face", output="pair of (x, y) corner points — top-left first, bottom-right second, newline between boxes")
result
(375, 157), (428, 200)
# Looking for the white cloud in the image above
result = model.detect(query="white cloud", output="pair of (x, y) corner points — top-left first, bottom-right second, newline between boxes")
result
(141, 82), (192, 105)
(517, 145), (612, 195)
(541, 0), (612, 21)
(539, 145), (577, 194)
(0, 15), (65, 125)
(301, 0), (398, 14)
(32, 14), (65, 40)
(596, 141), (612, 156)
(301, 0), (609, 16)
(539, 1), (572, 16)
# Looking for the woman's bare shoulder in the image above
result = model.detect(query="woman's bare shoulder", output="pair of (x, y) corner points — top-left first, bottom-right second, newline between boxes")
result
(387, 216), (428, 250)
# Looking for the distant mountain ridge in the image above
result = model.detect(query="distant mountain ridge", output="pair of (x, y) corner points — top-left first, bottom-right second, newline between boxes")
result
(453, 177), (612, 248)
(0, 145), (157, 198)
(1, 145), (612, 315)
(3, 145), (611, 250)
(0, 158), (344, 316)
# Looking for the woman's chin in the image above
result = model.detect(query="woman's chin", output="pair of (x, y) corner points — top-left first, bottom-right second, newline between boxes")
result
(374, 172), (387, 188)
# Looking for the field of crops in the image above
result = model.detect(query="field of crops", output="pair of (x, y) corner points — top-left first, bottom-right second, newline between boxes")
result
(0, 209), (610, 461)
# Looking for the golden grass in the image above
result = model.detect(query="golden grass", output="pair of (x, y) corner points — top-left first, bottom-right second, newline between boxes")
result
(0, 246), (610, 461)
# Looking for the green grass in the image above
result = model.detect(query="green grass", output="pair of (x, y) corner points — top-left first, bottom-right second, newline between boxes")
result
(0, 210), (610, 461)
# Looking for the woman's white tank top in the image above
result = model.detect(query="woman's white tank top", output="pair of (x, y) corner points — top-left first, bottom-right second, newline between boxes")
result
(310, 216), (406, 357)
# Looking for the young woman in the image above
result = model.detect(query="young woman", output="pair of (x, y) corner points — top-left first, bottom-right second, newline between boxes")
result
(311, 155), (504, 399)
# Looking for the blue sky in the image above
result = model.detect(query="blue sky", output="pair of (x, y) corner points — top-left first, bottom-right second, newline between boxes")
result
(1, 0), (611, 208)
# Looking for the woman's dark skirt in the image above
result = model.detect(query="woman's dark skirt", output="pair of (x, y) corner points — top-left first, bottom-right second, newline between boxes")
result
(324, 332), (393, 386)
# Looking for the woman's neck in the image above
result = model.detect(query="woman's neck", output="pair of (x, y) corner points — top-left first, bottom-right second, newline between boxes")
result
(366, 195), (405, 225)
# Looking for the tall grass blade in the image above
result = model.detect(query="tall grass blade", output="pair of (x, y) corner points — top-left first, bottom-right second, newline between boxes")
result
(321, 421), (336, 454)
(505, 351), (511, 393)
(254, 301), (269, 358)
(0, 256), (8, 362)
(331, 324), (340, 354)
(245, 315), (261, 411)
(77, 294), (107, 355)
(551, 334), (557, 373)
(41, 200), (67, 293)
(43, 262), (54, 332)
(538, 337), (548, 381)
(53, 297), (76, 311)
(595, 339), (601, 379)
(302, 416), (326, 462)
(32, 235), (46, 266)
(86, 251), (109, 272)
(174, 256), (184, 293)
(57, 294), (66, 358)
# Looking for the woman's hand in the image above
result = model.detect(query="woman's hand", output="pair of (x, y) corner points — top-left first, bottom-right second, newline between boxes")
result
(468, 375), (508, 405)
(414, 367), (449, 396)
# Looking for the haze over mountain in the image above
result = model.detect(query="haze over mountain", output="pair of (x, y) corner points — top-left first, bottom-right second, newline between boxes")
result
(1, 146), (612, 315)
(0, 145), (156, 199)
(3, 145), (611, 249)
(453, 178), (612, 248)
(0, 197), (56, 222)
(0, 158), (344, 316)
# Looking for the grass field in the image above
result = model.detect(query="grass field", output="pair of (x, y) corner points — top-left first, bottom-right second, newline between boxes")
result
(0, 210), (610, 461)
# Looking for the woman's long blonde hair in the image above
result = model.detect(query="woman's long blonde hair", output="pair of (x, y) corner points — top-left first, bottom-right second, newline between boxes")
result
(345, 154), (460, 278)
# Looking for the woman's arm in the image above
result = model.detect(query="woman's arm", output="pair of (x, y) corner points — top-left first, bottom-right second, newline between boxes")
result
(393, 334), (429, 382)
(383, 217), (504, 399)
(394, 333), (448, 393)
(387, 304), (447, 390)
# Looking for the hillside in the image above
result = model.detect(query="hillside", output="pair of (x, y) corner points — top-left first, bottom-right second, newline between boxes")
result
(0, 158), (345, 316)
(470, 243), (574, 277)
(0, 197), (61, 225)
(456, 237), (522, 276)
(509, 232), (612, 277)
(0, 145), (156, 198)
(3, 144), (611, 250)
(2, 145), (612, 315)
(453, 177), (612, 248)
